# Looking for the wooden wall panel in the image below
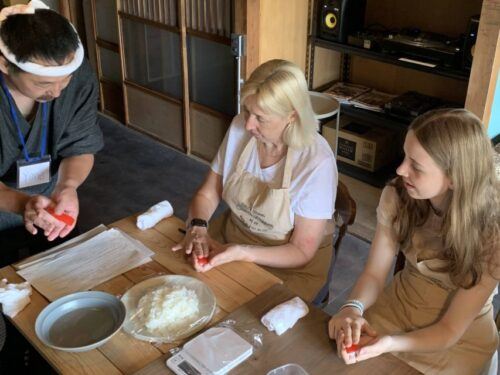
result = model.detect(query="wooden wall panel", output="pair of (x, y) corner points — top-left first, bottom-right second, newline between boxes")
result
(257, 0), (309, 72)
(126, 85), (184, 149)
(190, 106), (230, 161)
(465, 0), (500, 126)
(244, 0), (260, 77)
(480, 31), (500, 128)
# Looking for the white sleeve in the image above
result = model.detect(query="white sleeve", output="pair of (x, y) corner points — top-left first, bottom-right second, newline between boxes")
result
(293, 156), (337, 219)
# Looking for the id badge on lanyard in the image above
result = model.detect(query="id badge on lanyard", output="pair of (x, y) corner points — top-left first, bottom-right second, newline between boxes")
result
(0, 73), (51, 189)
(17, 155), (51, 188)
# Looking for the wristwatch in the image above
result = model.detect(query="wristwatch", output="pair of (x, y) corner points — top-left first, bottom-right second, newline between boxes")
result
(189, 218), (208, 229)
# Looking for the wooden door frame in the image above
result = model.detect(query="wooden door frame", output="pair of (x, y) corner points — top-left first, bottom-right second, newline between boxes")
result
(465, 0), (500, 129)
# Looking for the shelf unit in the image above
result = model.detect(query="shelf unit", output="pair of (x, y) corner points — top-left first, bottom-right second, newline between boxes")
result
(306, 0), (486, 187)
(311, 36), (470, 82)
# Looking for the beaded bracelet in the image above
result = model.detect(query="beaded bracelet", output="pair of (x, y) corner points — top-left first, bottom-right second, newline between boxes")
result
(339, 299), (364, 315)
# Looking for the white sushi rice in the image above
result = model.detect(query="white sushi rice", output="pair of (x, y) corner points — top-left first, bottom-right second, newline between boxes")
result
(138, 285), (200, 333)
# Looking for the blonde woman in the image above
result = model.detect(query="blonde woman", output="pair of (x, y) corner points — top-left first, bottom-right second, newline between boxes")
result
(172, 59), (337, 301)
(328, 109), (499, 374)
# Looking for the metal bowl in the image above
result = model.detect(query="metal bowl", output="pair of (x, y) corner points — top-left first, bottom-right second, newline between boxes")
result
(35, 291), (126, 352)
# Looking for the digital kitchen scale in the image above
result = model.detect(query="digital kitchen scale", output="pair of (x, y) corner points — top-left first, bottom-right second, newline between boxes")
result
(166, 326), (253, 375)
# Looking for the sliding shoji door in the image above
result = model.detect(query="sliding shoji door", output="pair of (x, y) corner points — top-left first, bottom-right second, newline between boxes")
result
(118, 0), (185, 150)
(117, 0), (235, 158)
(186, 0), (235, 160)
(84, 0), (124, 121)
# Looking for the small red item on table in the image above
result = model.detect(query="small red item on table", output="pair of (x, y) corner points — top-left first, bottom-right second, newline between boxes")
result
(346, 344), (360, 353)
(197, 256), (209, 266)
(46, 207), (75, 226)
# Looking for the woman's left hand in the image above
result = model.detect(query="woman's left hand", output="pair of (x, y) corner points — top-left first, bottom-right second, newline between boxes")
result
(193, 239), (245, 272)
(339, 335), (393, 364)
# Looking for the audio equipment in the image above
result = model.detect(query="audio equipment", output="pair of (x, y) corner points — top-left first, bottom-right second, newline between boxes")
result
(317, 0), (367, 43)
(381, 30), (462, 68)
(462, 15), (479, 70)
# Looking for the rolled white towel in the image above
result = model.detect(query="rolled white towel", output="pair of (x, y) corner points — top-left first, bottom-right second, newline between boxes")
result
(136, 200), (174, 230)
(0, 279), (32, 318)
(261, 297), (309, 336)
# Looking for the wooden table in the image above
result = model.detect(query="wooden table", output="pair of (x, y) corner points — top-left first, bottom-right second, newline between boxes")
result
(0, 214), (420, 374)
(137, 284), (421, 375)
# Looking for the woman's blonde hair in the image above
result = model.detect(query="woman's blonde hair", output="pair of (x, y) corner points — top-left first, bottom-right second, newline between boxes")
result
(241, 59), (317, 148)
(391, 108), (499, 288)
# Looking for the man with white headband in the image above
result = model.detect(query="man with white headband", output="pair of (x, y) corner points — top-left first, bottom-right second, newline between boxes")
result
(0, 2), (103, 259)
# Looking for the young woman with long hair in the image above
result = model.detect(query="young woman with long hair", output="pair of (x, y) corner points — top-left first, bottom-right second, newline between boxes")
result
(329, 108), (499, 374)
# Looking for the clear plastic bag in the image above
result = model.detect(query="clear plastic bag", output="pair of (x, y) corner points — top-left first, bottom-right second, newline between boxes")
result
(121, 275), (216, 343)
(167, 320), (265, 375)
(217, 319), (264, 357)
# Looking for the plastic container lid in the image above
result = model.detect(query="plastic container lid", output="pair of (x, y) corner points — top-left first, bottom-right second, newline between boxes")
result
(267, 363), (309, 375)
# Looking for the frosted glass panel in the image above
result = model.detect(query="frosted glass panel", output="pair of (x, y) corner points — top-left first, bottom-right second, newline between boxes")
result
(185, 0), (231, 37)
(95, 0), (119, 44)
(122, 19), (182, 99)
(99, 48), (122, 84)
(121, 0), (177, 26)
(187, 35), (235, 116)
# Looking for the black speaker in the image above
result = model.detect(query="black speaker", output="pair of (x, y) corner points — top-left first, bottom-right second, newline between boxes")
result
(317, 0), (367, 43)
(462, 15), (479, 70)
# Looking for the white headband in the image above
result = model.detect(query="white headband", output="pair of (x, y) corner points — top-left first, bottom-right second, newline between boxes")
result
(0, 0), (84, 77)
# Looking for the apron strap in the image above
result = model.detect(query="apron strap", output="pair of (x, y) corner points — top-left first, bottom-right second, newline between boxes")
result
(281, 146), (294, 189)
(236, 136), (294, 189)
(235, 136), (256, 173)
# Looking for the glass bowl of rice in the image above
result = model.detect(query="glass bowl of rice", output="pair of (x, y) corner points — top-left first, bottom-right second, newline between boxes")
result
(121, 275), (216, 343)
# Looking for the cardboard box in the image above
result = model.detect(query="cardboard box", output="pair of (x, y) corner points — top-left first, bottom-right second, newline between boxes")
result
(322, 116), (398, 172)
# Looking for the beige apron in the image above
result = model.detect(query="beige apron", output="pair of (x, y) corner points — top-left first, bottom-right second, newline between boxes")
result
(209, 137), (332, 302)
(365, 212), (498, 375)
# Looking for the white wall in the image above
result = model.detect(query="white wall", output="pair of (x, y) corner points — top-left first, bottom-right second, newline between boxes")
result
(488, 72), (500, 139)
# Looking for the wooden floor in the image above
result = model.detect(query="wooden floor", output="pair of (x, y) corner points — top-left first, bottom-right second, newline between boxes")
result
(339, 173), (382, 242)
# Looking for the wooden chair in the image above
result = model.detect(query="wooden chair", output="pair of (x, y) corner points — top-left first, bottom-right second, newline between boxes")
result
(313, 181), (357, 306)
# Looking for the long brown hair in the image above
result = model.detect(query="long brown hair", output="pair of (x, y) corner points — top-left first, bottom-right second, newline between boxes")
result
(391, 108), (499, 288)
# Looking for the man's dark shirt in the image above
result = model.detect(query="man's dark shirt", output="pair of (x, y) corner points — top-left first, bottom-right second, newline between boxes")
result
(0, 60), (104, 230)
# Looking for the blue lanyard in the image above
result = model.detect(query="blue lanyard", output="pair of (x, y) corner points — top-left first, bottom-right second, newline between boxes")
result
(0, 73), (48, 162)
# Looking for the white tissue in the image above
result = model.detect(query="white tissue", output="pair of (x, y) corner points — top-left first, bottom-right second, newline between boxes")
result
(0, 279), (32, 318)
(261, 297), (309, 335)
(136, 200), (174, 230)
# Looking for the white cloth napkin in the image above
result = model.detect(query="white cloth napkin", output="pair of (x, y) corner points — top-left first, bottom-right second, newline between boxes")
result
(261, 297), (309, 335)
(0, 279), (32, 318)
(136, 200), (174, 230)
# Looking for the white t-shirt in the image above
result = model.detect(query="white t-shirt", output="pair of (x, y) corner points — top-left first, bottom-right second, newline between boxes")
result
(211, 114), (337, 224)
